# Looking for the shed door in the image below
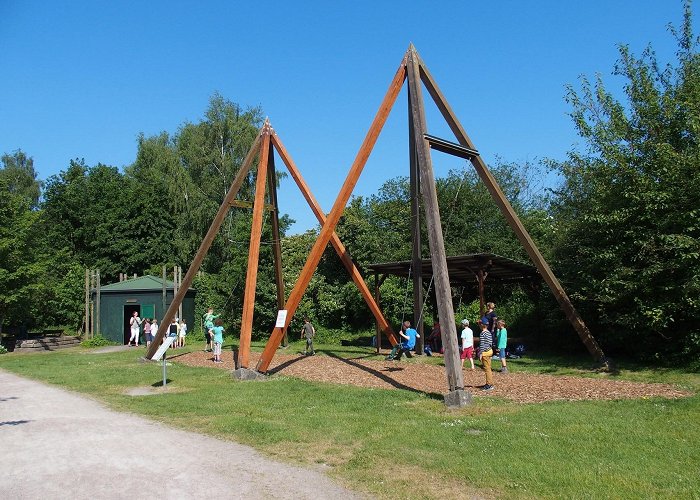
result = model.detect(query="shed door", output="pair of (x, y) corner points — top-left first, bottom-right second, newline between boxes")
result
(141, 304), (156, 321)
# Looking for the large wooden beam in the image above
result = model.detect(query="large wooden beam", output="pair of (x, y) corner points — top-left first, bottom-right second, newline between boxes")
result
(255, 56), (408, 373)
(407, 46), (464, 391)
(238, 124), (271, 368)
(270, 132), (399, 347)
(145, 130), (263, 359)
(416, 50), (607, 363)
(409, 79), (425, 352)
(267, 140), (288, 346)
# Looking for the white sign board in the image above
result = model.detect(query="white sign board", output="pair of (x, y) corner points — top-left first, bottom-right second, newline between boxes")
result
(275, 310), (288, 328)
(151, 336), (176, 361)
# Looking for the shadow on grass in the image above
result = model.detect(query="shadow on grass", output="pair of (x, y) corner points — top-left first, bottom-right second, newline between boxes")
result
(321, 351), (444, 401)
(151, 379), (172, 387)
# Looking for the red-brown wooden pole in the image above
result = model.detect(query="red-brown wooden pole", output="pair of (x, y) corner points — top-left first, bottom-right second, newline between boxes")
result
(239, 123), (271, 368)
(407, 46), (464, 392)
(255, 56), (408, 373)
(271, 133), (399, 347)
(266, 138), (288, 346)
(416, 50), (607, 363)
(145, 130), (263, 359)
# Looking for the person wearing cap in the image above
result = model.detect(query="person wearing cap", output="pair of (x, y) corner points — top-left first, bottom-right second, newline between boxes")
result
(460, 319), (475, 370)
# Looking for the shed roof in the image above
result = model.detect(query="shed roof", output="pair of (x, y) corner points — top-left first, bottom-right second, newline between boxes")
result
(367, 253), (541, 285)
(99, 275), (194, 292)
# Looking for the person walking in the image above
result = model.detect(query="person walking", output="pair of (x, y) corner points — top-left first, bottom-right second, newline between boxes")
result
(128, 311), (142, 346)
(460, 319), (475, 370)
(301, 318), (316, 355)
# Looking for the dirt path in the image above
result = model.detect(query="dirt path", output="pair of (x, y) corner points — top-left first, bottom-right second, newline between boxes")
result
(0, 369), (365, 500)
(175, 350), (691, 403)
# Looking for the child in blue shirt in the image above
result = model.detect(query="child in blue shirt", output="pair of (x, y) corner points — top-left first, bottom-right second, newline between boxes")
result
(496, 319), (508, 373)
(211, 318), (224, 364)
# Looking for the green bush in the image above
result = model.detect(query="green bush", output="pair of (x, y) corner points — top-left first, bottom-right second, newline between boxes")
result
(0, 345), (8, 355)
(81, 335), (117, 348)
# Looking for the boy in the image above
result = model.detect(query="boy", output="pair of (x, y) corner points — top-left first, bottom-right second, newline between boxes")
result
(460, 319), (475, 370)
(496, 319), (508, 373)
(301, 318), (315, 355)
(477, 320), (494, 391)
(385, 320), (418, 361)
(211, 318), (224, 363)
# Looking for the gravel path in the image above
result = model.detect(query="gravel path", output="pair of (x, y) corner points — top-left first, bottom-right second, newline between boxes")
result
(0, 369), (365, 500)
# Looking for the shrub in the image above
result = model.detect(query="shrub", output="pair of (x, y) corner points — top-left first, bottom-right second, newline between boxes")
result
(81, 335), (117, 348)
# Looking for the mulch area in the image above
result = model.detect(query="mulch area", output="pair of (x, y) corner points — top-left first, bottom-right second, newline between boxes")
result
(173, 349), (692, 403)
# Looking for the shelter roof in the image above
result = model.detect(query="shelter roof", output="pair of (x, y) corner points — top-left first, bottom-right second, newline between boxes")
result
(366, 253), (541, 285)
(99, 275), (194, 292)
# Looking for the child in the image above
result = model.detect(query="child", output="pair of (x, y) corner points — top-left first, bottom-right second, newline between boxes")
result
(477, 320), (494, 391)
(168, 318), (179, 349)
(211, 318), (224, 363)
(203, 307), (219, 352)
(143, 318), (152, 347)
(385, 321), (418, 361)
(460, 319), (475, 370)
(496, 319), (508, 373)
(179, 319), (188, 348)
(150, 318), (158, 344)
(301, 318), (315, 355)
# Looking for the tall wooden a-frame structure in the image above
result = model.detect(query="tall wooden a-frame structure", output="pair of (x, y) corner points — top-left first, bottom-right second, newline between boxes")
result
(147, 44), (607, 405)
(144, 120), (400, 366)
(254, 45), (607, 385)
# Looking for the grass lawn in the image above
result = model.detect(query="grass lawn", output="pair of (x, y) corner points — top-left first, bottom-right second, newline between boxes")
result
(1, 341), (698, 499)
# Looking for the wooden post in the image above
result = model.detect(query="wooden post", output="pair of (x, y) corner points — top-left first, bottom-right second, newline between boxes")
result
(239, 123), (271, 369)
(96, 270), (100, 337)
(409, 82), (424, 353)
(416, 50), (607, 364)
(374, 274), (380, 353)
(255, 56), (408, 373)
(270, 133), (400, 348)
(162, 266), (166, 320)
(407, 45), (464, 392)
(145, 130), (263, 360)
(178, 266), (183, 322)
(267, 140), (288, 347)
(478, 268), (486, 318)
(84, 269), (89, 338)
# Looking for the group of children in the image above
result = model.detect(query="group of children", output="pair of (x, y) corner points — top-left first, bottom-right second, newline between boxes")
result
(127, 310), (188, 348)
(459, 301), (508, 391)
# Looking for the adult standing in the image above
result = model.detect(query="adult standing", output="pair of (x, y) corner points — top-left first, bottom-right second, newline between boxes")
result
(128, 311), (142, 347)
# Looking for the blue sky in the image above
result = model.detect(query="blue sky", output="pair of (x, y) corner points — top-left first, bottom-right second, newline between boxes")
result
(1, 1), (696, 234)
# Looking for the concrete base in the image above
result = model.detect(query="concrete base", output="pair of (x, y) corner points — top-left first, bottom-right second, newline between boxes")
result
(444, 389), (472, 408)
(232, 368), (266, 381)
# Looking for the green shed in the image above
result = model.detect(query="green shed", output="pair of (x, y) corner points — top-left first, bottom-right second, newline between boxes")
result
(93, 275), (196, 344)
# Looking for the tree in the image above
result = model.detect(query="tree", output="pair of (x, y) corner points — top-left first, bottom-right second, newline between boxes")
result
(549, 2), (700, 358)
(0, 150), (41, 209)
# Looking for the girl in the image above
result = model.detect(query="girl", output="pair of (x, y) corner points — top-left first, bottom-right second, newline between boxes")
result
(496, 319), (508, 373)
(211, 318), (225, 363)
(178, 319), (188, 348)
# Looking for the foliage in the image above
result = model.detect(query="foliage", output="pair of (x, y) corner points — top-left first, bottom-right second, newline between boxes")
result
(81, 334), (117, 347)
(549, 3), (700, 358)
(0, 344), (7, 354)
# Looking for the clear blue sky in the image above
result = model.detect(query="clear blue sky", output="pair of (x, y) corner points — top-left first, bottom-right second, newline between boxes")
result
(1, 1), (695, 234)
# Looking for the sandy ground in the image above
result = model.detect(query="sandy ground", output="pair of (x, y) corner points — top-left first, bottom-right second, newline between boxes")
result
(174, 349), (691, 403)
(0, 369), (365, 500)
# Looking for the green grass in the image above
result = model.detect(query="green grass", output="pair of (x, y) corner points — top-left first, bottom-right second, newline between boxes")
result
(1, 344), (699, 499)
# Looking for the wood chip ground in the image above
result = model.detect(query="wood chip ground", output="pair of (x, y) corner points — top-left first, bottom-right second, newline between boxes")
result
(173, 349), (691, 403)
